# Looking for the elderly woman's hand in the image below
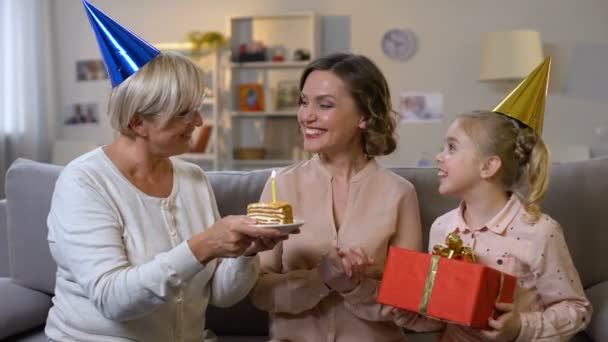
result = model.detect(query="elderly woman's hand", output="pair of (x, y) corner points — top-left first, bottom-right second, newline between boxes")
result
(243, 228), (300, 256)
(188, 215), (286, 263)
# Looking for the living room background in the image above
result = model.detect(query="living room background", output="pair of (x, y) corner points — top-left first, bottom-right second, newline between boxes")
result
(34, 0), (608, 167)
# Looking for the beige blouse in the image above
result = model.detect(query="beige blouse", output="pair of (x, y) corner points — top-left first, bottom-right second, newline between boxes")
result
(251, 156), (438, 342)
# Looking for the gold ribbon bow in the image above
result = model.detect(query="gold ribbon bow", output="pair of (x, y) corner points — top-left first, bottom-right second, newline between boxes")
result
(432, 232), (476, 263)
(419, 233), (477, 315)
(419, 233), (507, 321)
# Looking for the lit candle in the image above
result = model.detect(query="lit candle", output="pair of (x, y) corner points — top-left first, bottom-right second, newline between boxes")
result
(271, 169), (277, 203)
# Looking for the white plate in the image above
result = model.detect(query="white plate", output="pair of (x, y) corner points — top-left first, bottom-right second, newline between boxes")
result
(253, 219), (305, 233)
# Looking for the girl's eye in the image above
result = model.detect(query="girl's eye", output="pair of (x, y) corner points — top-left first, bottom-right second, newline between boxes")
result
(319, 103), (333, 109)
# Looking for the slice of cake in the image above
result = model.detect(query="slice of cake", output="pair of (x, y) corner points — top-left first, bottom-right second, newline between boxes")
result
(247, 201), (293, 224)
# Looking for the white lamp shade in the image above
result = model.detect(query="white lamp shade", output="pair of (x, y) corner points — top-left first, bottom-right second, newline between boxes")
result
(479, 30), (544, 81)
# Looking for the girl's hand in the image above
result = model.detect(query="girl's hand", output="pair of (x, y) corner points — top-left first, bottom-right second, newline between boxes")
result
(381, 306), (445, 331)
(480, 302), (522, 341)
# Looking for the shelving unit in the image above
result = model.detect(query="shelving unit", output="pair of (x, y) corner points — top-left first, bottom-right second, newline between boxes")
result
(155, 42), (221, 170)
(226, 12), (320, 170)
(230, 61), (309, 69)
(231, 159), (299, 167)
(231, 111), (297, 118)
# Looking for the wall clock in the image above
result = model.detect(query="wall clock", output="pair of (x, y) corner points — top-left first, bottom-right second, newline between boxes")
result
(381, 28), (417, 61)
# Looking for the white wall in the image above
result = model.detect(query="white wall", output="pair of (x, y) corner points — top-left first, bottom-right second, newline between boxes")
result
(51, 0), (608, 166)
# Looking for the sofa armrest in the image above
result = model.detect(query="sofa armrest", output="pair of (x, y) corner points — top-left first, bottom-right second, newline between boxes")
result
(0, 199), (8, 277)
(0, 278), (52, 339)
(585, 281), (608, 341)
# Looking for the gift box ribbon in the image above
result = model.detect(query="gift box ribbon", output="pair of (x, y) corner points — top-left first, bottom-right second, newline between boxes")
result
(419, 233), (505, 316)
(432, 232), (476, 263)
(419, 254), (440, 315)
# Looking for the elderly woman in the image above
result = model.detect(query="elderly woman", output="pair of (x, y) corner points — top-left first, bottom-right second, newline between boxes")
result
(45, 3), (288, 341)
(251, 53), (441, 341)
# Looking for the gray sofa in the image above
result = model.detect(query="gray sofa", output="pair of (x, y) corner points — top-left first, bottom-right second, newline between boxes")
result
(1, 158), (607, 341)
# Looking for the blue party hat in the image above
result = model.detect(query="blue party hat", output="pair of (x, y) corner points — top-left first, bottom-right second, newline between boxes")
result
(82, 0), (160, 87)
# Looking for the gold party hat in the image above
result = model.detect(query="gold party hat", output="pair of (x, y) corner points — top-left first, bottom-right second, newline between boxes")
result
(493, 57), (551, 134)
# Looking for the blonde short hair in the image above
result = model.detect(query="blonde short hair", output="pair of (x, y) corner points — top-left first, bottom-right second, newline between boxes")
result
(108, 52), (206, 137)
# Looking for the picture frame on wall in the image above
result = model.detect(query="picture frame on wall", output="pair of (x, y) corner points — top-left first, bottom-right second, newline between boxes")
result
(398, 92), (443, 124)
(64, 102), (99, 125)
(276, 80), (300, 111)
(239, 83), (265, 112)
(76, 59), (108, 81)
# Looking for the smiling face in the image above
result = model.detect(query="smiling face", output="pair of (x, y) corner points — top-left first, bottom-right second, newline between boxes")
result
(435, 119), (485, 197)
(106, 53), (209, 158)
(298, 70), (366, 157)
(142, 104), (204, 156)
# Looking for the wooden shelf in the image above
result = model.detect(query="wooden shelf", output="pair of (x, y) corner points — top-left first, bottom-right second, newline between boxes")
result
(231, 159), (301, 167)
(153, 42), (220, 57)
(178, 153), (215, 161)
(230, 13), (316, 21)
(227, 12), (319, 171)
(231, 111), (297, 118)
(154, 42), (194, 51)
(230, 61), (309, 69)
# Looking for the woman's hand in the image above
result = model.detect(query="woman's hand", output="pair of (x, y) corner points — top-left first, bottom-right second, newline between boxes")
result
(188, 215), (286, 263)
(243, 228), (300, 256)
(339, 247), (374, 281)
(479, 302), (522, 341)
(318, 247), (373, 293)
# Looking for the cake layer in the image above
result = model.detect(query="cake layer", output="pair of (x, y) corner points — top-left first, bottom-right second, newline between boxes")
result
(247, 201), (293, 224)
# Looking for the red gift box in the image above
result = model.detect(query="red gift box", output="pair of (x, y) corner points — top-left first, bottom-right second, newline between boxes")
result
(378, 247), (516, 328)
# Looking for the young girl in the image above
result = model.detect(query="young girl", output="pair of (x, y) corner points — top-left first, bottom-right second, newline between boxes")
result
(431, 107), (592, 341)
(429, 57), (592, 341)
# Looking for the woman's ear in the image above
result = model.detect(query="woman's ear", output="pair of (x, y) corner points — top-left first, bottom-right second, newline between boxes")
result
(129, 114), (148, 137)
(480, 155), (502, 179)
(358, 116), (367, 129)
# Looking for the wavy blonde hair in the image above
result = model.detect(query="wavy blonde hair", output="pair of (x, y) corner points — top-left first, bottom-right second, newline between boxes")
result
(108, 52), (206, 137)
(457, 110), (551, 222)
(299, 53), (397, 157)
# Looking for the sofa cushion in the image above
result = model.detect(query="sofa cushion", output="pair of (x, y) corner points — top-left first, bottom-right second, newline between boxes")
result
(541, 158), (608, 288)
(0, 199), (9, 277)
(218, 337), (268, 342)
(0, 278), (52, 339)
(390, 167), (459, 249)
(206, 170), (272, 336)
(6, 159), (62, 294)
(4, 330), (48, 342)
(585, 281), (608, 341)
(207, 170), (271, 217)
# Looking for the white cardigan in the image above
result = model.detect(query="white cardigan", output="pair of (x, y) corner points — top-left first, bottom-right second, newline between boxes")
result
(45, 148), (259, 342)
